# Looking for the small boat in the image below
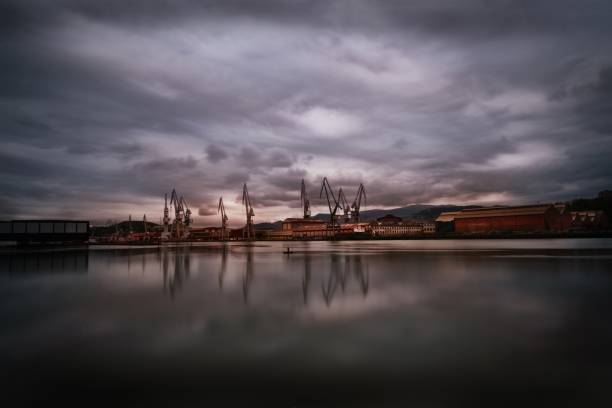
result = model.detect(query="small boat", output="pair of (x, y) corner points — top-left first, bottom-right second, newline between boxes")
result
(283, 247), (294, 254)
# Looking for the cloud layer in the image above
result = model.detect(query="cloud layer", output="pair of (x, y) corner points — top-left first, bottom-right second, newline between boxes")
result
(2, 0), (612, 224)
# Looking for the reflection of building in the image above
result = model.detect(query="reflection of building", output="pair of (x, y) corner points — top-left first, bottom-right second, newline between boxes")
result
(454, 205), (563, 233)
(0, 251), (89, 274)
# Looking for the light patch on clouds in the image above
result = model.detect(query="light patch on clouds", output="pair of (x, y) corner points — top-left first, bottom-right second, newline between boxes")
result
(287, 106), (363, 138)
(462, 143), (563, 172)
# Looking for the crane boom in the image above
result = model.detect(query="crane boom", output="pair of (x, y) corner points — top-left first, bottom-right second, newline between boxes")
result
(242, 183), (255, 240)
(351, 183), (367, 223)
(338, 187), (351, 223)
(320, 177), (340, 227)
(218, 196), (228, 241)
(300, 179), (311, 219)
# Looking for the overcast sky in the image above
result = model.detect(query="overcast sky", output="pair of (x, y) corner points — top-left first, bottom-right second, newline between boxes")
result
(2, 0), (612, 225)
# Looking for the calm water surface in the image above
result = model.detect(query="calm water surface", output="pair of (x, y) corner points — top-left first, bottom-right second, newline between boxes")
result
(2, 239), (612, 407)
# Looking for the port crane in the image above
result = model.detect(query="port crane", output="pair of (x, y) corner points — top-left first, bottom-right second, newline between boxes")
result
(300, 179), (311, 219)
(320, 177), (340, 227)
(181, 196), (192, 227)
(242, 183), (255, 240)
(338, 188), (351, 223)
(162, 193), (170, 235)
(218, 197), (228, 241)
(351, 183), (367, 223)
(143, 214), (148, 235)
(169, 189), (183, 238)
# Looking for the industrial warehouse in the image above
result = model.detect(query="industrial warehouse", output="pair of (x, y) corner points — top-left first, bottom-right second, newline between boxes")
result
(2, 180), (610, 245)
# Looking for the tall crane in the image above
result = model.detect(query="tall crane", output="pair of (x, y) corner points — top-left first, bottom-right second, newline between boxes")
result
(242, 183), (255, 240)
(170, 189), (183, 225)
(162, 193), (170, 235)
(351, 183), (367, 223)
(338, 188), (351, 223)
(181, 196), (192, 227)
(128, 214), (133, 234)
(300, 179), (311, 219)
(218, 197), (228, 241)
(143, 214), (148, 235)
(320, 177), (340, 227)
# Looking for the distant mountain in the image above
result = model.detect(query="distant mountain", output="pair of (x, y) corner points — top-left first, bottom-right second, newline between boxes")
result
(412, 205), (481, 220)
(90, 221), (160, 236)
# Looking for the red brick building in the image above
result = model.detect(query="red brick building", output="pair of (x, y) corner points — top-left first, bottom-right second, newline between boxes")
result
(454, 205), (563, 233)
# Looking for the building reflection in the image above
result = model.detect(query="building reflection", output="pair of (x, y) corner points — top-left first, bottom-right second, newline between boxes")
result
(0, 251), (89, 274)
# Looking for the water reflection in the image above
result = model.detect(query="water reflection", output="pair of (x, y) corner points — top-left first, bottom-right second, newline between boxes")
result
(321, 254), (369, 306)
(0, 250), (89, 274)
(242, 246), (254, 303)
(161, 247), (192, 299)
(218, 244), (228, 290)
(302, 251), (311, 305)
(3, 242), (612, 407)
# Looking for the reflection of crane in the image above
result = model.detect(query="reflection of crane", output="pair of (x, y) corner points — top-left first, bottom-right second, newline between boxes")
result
(242, 247), (254, 303)
(219, 244), (228, 290)
(351, 183), (367, 223)
(302, 253), (311, 305)
(320, 177), (340, 227)
(338, 188), (351, 223)
(218, 197), (229, 241)
(242, 183), (255, 240)
(300, 179), (311, 219)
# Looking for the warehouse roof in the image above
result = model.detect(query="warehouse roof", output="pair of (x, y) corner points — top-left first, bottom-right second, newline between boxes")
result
(435, 211), (462, 223)
(453, 204), (555, 220)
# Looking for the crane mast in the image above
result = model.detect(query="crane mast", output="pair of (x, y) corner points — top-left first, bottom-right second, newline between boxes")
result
(162, 193), (170, 235)
(351, 183), (367, 223)
(338, 188), (351, 223)
(218, 197), (229, 241)
(320, 177), (340, 227)
(181, 196), (192, 227)
(300, 179), (311, 219)
(242, 183), (255, 240)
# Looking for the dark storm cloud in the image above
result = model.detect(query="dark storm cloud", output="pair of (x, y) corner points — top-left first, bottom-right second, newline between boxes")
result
(1, 0), (612, 222)
(205, 144), (228, 163)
